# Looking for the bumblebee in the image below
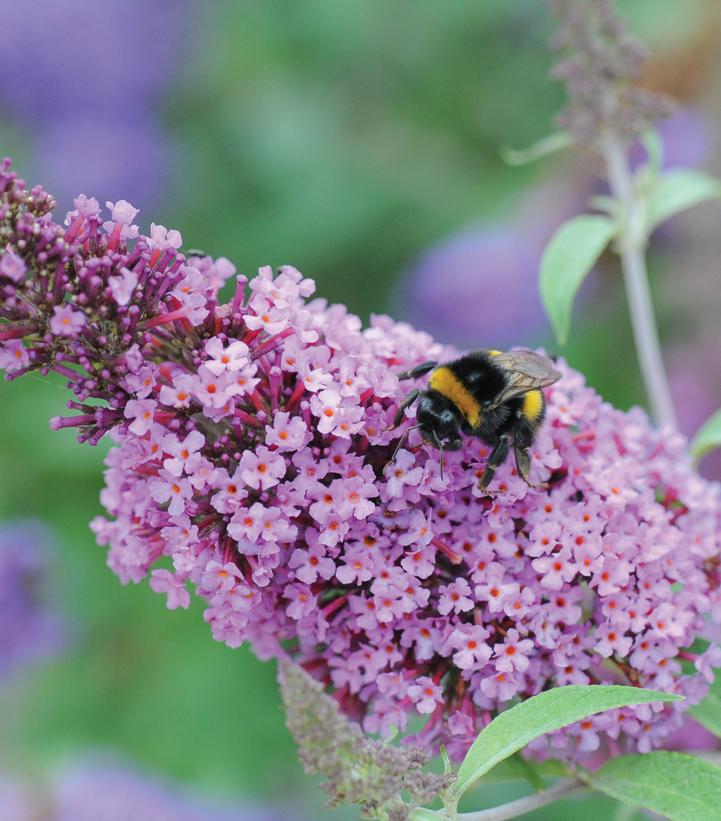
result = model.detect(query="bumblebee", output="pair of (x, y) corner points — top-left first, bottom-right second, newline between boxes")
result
(390, 349), (561, 491)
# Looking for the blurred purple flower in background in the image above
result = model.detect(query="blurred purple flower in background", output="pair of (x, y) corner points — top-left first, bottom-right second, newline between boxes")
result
(394, 175), (584, 349)
(630, 107), (713, 172)
(395, 219), (554, 350)
(397, 106), (713, 350)
(0, 521), (65, 682)
(0, 0), (190, 212)
(666, 716), (720, 753)
(0, 775), (27, 821)
(0, 757), (303, 821)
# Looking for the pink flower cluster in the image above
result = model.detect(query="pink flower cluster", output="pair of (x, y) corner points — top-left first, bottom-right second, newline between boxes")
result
(2, 159), (720, 760)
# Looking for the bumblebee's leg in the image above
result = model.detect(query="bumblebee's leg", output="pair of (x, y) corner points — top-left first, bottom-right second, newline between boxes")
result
(386, 424), (420, 467)
(397, 360), (437, 381)
(478, 434), (511, 491)
(513, 443), (532, 482)
(390, 389), (420, 429)
(512, 415), (548, 489)
(513, 442), (547, 489)
(432, 430), (445, 480)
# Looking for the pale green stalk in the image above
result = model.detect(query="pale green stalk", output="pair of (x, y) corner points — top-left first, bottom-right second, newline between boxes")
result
(413, 779), (585, 821)
(601, 130), (678, 430)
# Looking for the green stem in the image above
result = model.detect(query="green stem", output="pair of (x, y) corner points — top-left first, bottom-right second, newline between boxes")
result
(413, 779), (586, 821)
(600, 130), (678, 431)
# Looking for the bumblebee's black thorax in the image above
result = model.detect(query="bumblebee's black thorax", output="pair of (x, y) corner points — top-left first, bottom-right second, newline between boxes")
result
(445, 352), (507, 403)
(427, 352), (507, 431)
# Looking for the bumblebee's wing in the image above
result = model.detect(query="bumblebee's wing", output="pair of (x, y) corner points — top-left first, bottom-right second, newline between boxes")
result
(488, 350), (562, 406)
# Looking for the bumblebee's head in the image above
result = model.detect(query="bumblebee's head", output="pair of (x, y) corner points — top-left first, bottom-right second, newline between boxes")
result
(416, 390), (462, 450)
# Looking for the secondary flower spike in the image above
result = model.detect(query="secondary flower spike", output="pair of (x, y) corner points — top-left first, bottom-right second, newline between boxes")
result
(2, 158), (720, 761)
(0, 521), (65, 681)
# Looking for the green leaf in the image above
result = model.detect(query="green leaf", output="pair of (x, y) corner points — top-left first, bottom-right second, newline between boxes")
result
(691, 672), (721, 737)
(467, 755), (529, 784)
(586, 751), (721, 821)
(440, 744), (452, 776)
(632, 131), (664, 197)
(690, 409), (721, 462)
(501, 131), (573, 166)
(642, 129), (663, 173)
(539, 215), (616, 345)
(588, 195), (617, 216)
(470, 754), (541, 787)
(646, 169), (721, 233)
(450, 685), (680, 802)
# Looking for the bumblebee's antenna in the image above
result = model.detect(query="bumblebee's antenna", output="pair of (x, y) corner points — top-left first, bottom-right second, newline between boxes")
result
(433, 430), (445, 480)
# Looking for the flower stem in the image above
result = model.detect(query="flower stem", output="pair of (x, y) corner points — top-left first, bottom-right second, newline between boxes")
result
(456, 779), (585, 821)
(601, 131), (678, 430)
(417, 779), (586, 821)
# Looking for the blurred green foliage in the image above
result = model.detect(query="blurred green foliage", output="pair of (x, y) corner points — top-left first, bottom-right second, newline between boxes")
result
(169, 0), (560, 318)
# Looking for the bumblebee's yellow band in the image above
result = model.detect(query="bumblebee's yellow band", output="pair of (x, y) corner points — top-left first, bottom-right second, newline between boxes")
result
(429, 367), (481, 428)
(522, 389), (543, 422)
